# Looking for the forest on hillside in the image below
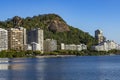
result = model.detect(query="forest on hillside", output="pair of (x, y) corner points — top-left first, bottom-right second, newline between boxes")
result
(0, 14), (97, 48)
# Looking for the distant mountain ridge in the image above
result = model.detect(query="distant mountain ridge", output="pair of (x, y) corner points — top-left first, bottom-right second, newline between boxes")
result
(0, 13), (97, 48)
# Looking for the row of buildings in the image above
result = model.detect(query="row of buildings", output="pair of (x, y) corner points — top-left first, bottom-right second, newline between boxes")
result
(1, 26), (120, 52)
(92, 29), (120, 51)
(0, 27), (27, 51)
(61, 43), (87, 51)
(0, 27), (48, 53)
(0, 27), (87, 53)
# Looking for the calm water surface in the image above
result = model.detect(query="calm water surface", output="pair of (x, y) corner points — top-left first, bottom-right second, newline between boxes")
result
(0, 56), (120, 80)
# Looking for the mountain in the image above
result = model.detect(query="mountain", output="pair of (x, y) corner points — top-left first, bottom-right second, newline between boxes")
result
(0, 14), (97, 48)
(48, 19), (70, 32)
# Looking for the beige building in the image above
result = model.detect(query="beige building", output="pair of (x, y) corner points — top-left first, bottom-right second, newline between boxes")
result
(8, 27), (26, 50)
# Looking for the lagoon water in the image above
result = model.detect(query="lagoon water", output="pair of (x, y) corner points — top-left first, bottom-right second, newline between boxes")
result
(0, 56), (120, 80)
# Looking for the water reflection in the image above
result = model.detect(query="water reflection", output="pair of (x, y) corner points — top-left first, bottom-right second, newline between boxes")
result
(0, 58), (36, 80)
(36, 58), (66, 80)
(0, 64), (10, 70)
(0, 56), (120, 80)
(8, 58), (37, 80)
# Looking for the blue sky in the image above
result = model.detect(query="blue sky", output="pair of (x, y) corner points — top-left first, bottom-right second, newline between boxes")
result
(0, 0), (120, 43)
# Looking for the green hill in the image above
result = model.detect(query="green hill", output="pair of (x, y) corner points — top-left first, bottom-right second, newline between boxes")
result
(0, 14), (97, 49)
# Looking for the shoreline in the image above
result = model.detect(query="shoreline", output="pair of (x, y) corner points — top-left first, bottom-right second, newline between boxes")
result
(35, 55), (76, 58)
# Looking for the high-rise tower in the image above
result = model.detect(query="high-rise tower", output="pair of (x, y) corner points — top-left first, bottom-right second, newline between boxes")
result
(0, 28), (8, 51)
(95, 29), (105, 44)
(27, 28), (44, 53)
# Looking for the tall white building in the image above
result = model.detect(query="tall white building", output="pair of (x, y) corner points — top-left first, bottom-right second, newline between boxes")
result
(27, 28), (44, 53)
(0, 28), (8, 51)
(20, 27), (27, 46)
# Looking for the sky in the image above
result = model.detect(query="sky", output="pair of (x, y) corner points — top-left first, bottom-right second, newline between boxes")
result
(0, 0), (120, 43)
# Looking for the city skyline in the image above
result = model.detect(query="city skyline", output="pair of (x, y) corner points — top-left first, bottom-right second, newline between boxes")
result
(0, 0), (120, 43)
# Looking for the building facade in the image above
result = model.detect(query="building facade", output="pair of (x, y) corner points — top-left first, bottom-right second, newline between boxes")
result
(31, 42), (41, 51)
(95, 29), (105, 44)
(44, 39), (57, 52)
(8, 27), (26, 50)
(92, 40), (120, 51)
(27, 28), (44, 53)
(61, 43), (87, 51)
(0, 28), (8, 51)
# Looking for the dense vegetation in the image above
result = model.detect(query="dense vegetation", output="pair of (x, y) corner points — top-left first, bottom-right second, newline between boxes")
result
(0, 13), (101, 58)
(53, 49), (120, 56)
(0, 49), (120, 58)
(0, 14), (97, 48)
(0, 50), (42, 58)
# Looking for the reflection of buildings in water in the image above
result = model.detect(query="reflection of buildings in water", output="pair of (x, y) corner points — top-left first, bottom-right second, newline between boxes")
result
(0, 64), (10, 70)
(0, 59), (48, 80)
(0, 60), (25, 70)
(36, 58), (64, 80)
(0, 58), (10, 70)
(0, 62), (26, 70)
(9, 64), (25, 70)
(36, 59), (46, 80)
(0, 63), (10, 80)
(0, 58), (9, 63)
(9, 59), (39, 80)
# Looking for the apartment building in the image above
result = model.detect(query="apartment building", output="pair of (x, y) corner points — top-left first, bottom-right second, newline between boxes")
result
(92, 40), (120, 51)
(44, 39), (57, 52)
(27, 28), (44, 53)
(0, 28), (8, 51)
(95, 29), (106, 44)
(61, 43), (87, 51)
(8, 27), (26, 50)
